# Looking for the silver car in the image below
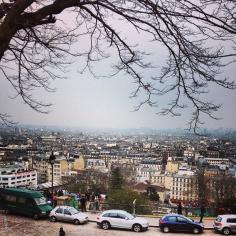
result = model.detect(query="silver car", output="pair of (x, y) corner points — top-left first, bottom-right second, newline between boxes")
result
(213, 214), (236, 235)
(50, 206), (89, 225)
(96, 209), (149, 232)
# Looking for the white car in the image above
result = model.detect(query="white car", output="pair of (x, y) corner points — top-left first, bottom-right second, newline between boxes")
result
(49, 206), (89, 224)
(96, 209), (149, 232)
(213, 214), (236, 235)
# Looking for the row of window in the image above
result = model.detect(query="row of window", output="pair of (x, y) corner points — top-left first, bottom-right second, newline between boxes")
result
(0, 174), (36, 180)
(0, 176), (36, 181)
(2, 195), (35, 207)
(174, 178), (192, 182)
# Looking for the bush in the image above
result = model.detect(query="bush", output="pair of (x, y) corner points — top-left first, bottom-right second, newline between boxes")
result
(107, 188), (151, 215)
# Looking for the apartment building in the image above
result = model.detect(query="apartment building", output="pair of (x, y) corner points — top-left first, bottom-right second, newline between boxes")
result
(205, 157), (230, 166)
(171, 174), (196, 201)
(0, 163), (37, 188)
(47, 157), (69, 182)
(151, 171), (197, 202)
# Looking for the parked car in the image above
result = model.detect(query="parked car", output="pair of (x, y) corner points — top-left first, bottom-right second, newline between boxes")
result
(49, 206), (89, 224)
(0, 188), (52, 219)
(213, 214), (236, 235)
(159, 214), (204, 234)
(96, 209), (149, 232)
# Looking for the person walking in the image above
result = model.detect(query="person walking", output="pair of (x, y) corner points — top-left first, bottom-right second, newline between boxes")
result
(80, 195), (87, 212)
(199, 205), (206, 223)
(59, 227), (65, 236)
(177, 202), (183, 215)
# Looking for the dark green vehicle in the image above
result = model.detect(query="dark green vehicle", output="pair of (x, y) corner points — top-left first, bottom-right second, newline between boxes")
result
(0, 188), (52, 219)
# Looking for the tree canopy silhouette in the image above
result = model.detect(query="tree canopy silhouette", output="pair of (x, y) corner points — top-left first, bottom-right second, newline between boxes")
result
(0, 0), (236, 131)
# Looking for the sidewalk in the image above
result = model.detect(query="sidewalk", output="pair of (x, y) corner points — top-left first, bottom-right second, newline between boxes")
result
(85, 211), (214, 229)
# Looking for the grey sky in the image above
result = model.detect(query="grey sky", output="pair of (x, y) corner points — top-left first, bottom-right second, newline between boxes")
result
(1, 59), (236, 130)
(1, 8), (236, 130)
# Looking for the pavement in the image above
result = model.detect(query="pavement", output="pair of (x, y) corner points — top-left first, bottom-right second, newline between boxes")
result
(0, 212), (217, 236)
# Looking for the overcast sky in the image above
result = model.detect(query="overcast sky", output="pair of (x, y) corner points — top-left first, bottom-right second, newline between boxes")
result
(1, 9), (236, 131)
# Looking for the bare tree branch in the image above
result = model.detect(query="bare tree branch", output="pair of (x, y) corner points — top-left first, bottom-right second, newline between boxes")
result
(0, 0), (236, 131)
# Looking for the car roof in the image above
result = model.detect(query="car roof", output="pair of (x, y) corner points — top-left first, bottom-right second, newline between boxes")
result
(101, 209), (128, 214)
(163, 213), (183, 217)
(162, 214), (192, 220)
(218, 215), (236, 218)
(54, 206), (74, 209)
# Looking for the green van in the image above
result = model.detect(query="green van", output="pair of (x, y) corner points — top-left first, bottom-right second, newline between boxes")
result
(0, 188), (52, 219)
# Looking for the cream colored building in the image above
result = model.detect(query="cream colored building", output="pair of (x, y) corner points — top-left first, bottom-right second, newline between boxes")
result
(151, 172), (197, 202)
(73, 156), (85, 170)
(35, 154), (87, 184)
(166, 161), (179, 174)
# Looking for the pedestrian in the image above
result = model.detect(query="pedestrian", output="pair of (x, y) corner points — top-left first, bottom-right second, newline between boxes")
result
(199, 205), (206, 223)
(59, 227), (65, 236)
(80, 195), (87, 212)
(177, 202), (182, 215)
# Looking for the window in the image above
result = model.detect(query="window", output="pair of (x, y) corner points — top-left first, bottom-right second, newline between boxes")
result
(64, 209), (71, 215)
(166, 216), (177, 222)
(6, 195), (17, 202)
(117, 213), (126, 219)
(55, 208), (63, 214)
(34, 197), (46, 205)
(26, 199), (35, 207)
(108, 213), (118, 218)
(177, 217), (189, 223)
(227, 218), (236, 223)
(102, 213), (109, 217)
(18, 197), (26, 204)
(216, 217), (222, 222)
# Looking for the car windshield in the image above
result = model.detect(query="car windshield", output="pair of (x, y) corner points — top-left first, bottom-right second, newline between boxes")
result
(125, 212), (135, 220)
(34, 197), (47, 205)
(69, 207), (79, 215)
(216, 217), (222, 222)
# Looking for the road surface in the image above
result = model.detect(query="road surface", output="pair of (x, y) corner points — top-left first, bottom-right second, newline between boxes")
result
(0, 213), (216, 236)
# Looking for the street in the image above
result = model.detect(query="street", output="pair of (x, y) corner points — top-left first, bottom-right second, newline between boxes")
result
(0, 213), (217, 236)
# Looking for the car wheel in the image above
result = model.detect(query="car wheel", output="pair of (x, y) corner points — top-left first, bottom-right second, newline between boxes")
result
(50, 216), (57, 222)
(101, 221), (110, 230)
(222, 227), (231, 235)
(133, 224), (142, 232)
(74, 219), (80, 225)
(163, 226), (170, 233)
(33, 213), (39, 220)
(193, 227), (200, 234)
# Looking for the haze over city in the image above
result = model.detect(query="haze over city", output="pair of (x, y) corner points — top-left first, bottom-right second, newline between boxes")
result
(1, 44), (236, 130)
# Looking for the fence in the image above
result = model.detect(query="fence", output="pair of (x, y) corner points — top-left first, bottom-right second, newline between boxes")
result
(77, 201), (218, 217)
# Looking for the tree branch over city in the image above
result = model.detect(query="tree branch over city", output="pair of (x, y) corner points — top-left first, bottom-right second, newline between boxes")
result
(0, 0), (236, 131)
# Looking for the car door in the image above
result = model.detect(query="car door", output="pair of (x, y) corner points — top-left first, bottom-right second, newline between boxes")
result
(176, 216), (191, 232)
(54, 207), (64, 221)
(227, 218), (236, 232)
(165, 216), (177, 231)
(108, 213), (120, 228)
(63, 208), (73, 222)
(116, 213), (132, 229)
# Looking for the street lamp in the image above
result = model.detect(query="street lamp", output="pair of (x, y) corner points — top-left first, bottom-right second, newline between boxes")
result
(49, 151), (56, 206)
